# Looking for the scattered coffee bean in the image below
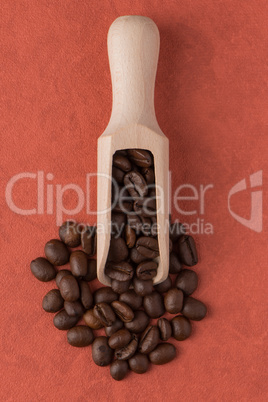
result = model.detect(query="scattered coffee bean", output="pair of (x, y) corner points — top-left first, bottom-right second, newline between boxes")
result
(143, 292), (165, 318)
(182, 297), (207, 321)
(125, 310), (150, 333)
(130, 247), (148, 264)
(115, 334), (138, 360)
(157, 318), (172, 341)
(169, 252), (182, 274)
(83, 259), (97, 282)
(105, 261), (133, 282)
(169, 222), (186, 242)
(59, 221), (81, 247)
(67, 325), (94, 347)
(70, 250), (88, 277)
(164, 288), (184, 314)
(79, 280), (93, 309)
(136, 260), (158, 280)
(44, 239), (69, 266)
(64, 300), (84, 317)
(119, 290), (142, 310)
(175, 269), (198, 295)
(93, 303), (116, 326)
(110, 360), (129, 381)
(55, 269), (71, 288)
(133, 278), (154, 296)
(92, 337), (114, 366)
(139, 325), (160, 354)
(111, 301), (134, 323)
(42, 289), (64, 312)
(108, 329), (132, 349)
(111, 279), (131, 294)
(149, 343), (176, 365)
(129, 353), (149, 374)
(53, 309), (79, 330)
(176, 235), (198, 266)
(83, 309), (103, 329)
(154, 276), (172, 293)
(171, 316), (192, 341)
(94, 287), (118, 304)
(105, 319), (124, 337)
(81, 226), (96, 256)
(59, 275), (80, 302)
(31, 257), (57, 282)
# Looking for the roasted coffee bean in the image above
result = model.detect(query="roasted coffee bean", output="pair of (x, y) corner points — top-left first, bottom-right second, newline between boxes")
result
(119, 290), (142, 310)
(115, 334), (138, 360)
(44, 239), (69, 266)
(107, 237), (129, 263)
(154, 276), (172, 293)
(59, 275), (80, 302)
(105, 319), (124, 337)
(55, 269), (71, 288)
(127, 149), (153, 167)
(93, 303), (116, 326)
(124, 171), (148, 198)
(130, 247), (148, 264)
(83, 309), (103, 329)
(79, 280), (93, 309)
(136, 260), (158, 280)
(133, 198), (156, 217)
(111, 301), (134, 323)
(169, 222), (186, 242)
(81, 226), (96, 256)
(143, 292), (165, 318)
(125, 310), (150, 333)
(129, 353), (149, 374)
(164, 288), (184, 314)
(111, 279), (131, 294)
(53, 309), (79, 330)
(59, 221), (81, 247)
(108, 329), (132, 349)
(92, 336), (114, 366)
(105, 261), (133, 282)
(94, 287), (118, 304)
(113, 200), (133, 214)
(176, 235), (198, 266)
(139, 325), (160, 354)
(182, 297), (207, 321)
(133, 277), (154, 297)
(169, 252), (182, 274)
(70, 250), (88, 277)
(113, 154), (132, 172)
(125, 224), (136, 248)
(157, 318), (172, 341)
(110, 360), (128, 381)
(67, 325), (94, 347)
(111, 213), (126, 237)
(136, 237), (159, 259)
(175, 269), (198, 295)
(169, 238), (173, 253)
(83, 259), (97, 282)
(171, 316), (192, 341)
(42, 289), (64, 312)
(112, 166), (125, 184)
(30, 257), (57, 282)
(64, 300), (84, 317)
(141, 167), (155, 184)
(149, 343), (176, 365)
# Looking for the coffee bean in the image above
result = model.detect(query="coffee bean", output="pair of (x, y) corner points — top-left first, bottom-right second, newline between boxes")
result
(154, 276), (172, 293)
(111, 279), (131, 294)
(182, 297), (207, 321)
(59, 275), (79, 302)
(169, 252), (182, 274)
(113, 200), (133, 214)
(30, 257), (57, 282)
(164, 288), (184, 314)
(94, 287), (118, 304)
(136, 260), (158, 280)
(70, 250), (88, 277)
(113, 154), (132, 172)
(53, 309), (79, 330)
(133, 198), (156, 217)
(105, 319), (124, 337)
(64, 300), (84, 317)
(112, 166), (125, 184)
(115, 334), (138, 360)
(110, 360), (129, 381)
(59, 221), (81, 247)
(81, 226), (96, 256)
(42, 289), (64, 312)
(83, 259), (97, 282)
(141, 167), (155, 184)
(119, 290), (142, 310)
(79, 280), (93, 309)
(127, 149), (153, 167)
(143, 292), (165, 318)
(55, 269), (71, 288)
(139, 325), (160, 354)
(149, 343), (176, 365)
(125, 311), (150, 333)
(169, 222), (186, 242)
(92, 336), (114, 366)
(130, 247), (148, 264)
(93, 303), (116, 326)
(129, 353), (149, 374)
(124, 171), (148, 198)
(175, 269), (198, 295)
(107, 237), (129, 263)
(44, 239), (69, 266)
(171, 316), (192, 340)
(67, 326), (94, 347)
(125, 224), (136, 248)
(111, 301), (134, 323)
(157, 318), (172, 341)
(136, 237), (159, 259)
(111, 213), (126, 237)
(133, 277), (154, 297)
(169, 238), (173, 253)
(105, 261), (133, 282)
(176, 235), (198, 266)
(108, 329), (132, 349)
(83, 309), (103, 329)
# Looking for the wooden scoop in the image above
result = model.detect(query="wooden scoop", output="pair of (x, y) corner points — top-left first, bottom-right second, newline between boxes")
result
(97, 15), (169, 286)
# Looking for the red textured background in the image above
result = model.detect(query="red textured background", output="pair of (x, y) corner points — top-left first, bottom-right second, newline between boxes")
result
(1, 1), (267, 400)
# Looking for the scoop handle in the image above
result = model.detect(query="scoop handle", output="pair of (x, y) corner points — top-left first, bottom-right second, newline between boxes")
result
(107, 15), (160, 130)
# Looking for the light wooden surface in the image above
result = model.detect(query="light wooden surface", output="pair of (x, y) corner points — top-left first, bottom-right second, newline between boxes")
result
(97, 15), (169, 286)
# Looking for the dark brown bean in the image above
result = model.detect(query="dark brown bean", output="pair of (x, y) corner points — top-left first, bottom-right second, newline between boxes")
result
(149, 343), (176, 365)
(81, 226), (96, 256)
(164, 288), (184, 314)
(175, 269), (198, 295)
(113, 154), (132, 172)
(42, 289), (64, 312)
(112, 166), (125, 184)
(67, 325), (94, 347)
(83, 259), (97, 282)
(157, 318), (172, 341)
(44, 239), (69, 266)
(129, 353), (149, 374)
(169, 222), (186, 242)
(169, 252), (182, 274)
(110, 360), (128, 381)
(108, 329), (132, 349)
(111, 213), (126, 237)
(125, 224), (136, 248)
(59, 275), (80, 302)
(171, 316), (192, 340)
(111, 279), (131, 294)
(130, 247), (148, 264)
(83, 309), (103, 329)
(125, 311), (150, 333)
(105, 319), (124, 337)
(111, 301), (134, 323)
(133, 198), (156, 217)
(136, 260), (158, 280)
(79, 280), (93, 309)
(139, 325), (160, 354)
(141, 167), (155, 184)
(30, 257), (57, 282)
(105, 261), (134, 282)
(70, 250), (88, 277)
(119, 290), (142, 310)
(55, 269), (72, 288)
(154, 276), (172, 293)
(182, 297), (207, 321)
(92, 337), (114, 366)
(115, 335), (138, 360)
(53, 309), (79, 330)
(127, 149), (153, 168)
(93, 303), (116, 326)
(143, 292), (165, 318)
(94, 287), (118, 304)
(107, 237), (129, 263)
(59, 221), (81, 247)
(176, 235), (198, 266)
(133, 277), (154, 297)
(124, 171), (148, 198)
(64, 300), (84, 317)
(136, 237), (159, 259)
